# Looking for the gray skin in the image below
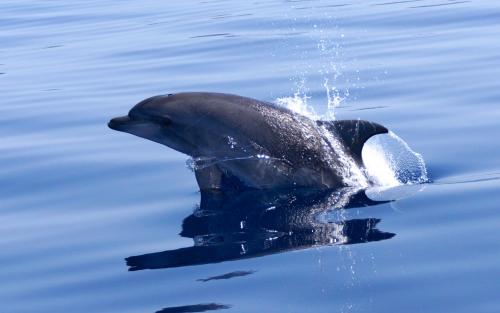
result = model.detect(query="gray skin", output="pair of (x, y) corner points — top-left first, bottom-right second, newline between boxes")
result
(108, 92), (388, 190)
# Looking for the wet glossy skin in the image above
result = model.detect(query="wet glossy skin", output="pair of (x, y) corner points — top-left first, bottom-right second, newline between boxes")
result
(109, 92), (387, 189)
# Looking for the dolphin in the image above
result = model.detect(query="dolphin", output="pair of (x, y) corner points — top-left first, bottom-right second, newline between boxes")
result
(108, 92), (388, 190)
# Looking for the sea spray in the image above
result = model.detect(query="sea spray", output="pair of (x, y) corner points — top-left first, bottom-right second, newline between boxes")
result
(362, 132), (428, 186)
(275, 95), (428, 188)
(275, 95), (369, 187)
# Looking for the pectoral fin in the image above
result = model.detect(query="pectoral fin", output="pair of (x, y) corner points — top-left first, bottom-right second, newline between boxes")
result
(194, 162), (243, 191)
(317, 120), (388, 165)
(195, 164), (223, 190)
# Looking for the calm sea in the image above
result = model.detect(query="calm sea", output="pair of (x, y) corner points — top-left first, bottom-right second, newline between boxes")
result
(1, 0), (499, 312)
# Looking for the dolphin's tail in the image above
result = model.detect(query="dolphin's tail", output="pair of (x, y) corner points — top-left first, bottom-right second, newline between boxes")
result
(317, 120), (389, 166)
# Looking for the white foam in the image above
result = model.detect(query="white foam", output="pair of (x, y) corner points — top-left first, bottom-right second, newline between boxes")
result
(361, 137), (400, 187)
(362, 132), (428, 187)
(275, 92), (318, 120)
(275, 94), (428, 188)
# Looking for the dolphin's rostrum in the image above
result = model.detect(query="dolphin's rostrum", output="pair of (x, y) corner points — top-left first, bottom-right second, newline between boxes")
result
(109, 92), (388, 190)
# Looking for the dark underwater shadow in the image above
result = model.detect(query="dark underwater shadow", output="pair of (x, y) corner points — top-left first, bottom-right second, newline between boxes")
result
(126, 187), (395, 271)
(155, 303), (231, 313)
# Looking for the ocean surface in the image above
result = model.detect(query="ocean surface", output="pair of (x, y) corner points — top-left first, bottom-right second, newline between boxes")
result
(1, 0), (500, 312)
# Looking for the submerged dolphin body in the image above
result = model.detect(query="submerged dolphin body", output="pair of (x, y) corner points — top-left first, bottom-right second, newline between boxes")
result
(108, 92), (388, 190)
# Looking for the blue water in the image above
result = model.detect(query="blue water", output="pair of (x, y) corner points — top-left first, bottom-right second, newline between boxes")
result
(1, 1), (500, 312)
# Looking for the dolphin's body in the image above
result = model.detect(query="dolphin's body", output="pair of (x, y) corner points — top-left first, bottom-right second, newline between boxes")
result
(108, 92), (388, 190)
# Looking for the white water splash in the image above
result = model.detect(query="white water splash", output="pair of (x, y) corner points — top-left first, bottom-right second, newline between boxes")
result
(186, 154), (282, 172)
(275, 95), (369, 188)
(319, 125), (370, 188)
(275, 80), (347, 122)
(275, 92), (317, 120)
(323, 77), (347, 120)
(362, 132), (428, 187)
(275, 95), (428, 188)
(366, 184), (426, 202)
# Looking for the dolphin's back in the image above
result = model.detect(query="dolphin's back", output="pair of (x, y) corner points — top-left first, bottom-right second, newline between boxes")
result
(172, 93), (387, 190)
(173, 92), (326, 162)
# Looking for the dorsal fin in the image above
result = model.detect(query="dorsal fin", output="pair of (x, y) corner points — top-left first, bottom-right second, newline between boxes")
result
(317, 120), (388, 165)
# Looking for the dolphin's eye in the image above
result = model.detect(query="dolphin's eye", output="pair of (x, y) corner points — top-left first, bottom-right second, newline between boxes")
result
(161, 116), (172, 126)
(151, 115), (172, 127)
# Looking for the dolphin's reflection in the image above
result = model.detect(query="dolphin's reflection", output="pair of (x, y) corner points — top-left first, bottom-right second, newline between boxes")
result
(126, 188), (395, 271)
(156, 303), (230, 313)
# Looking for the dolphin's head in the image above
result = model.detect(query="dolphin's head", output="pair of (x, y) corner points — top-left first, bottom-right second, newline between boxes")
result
(108, 93), (238, 157)
(108, 94), (200, 156)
